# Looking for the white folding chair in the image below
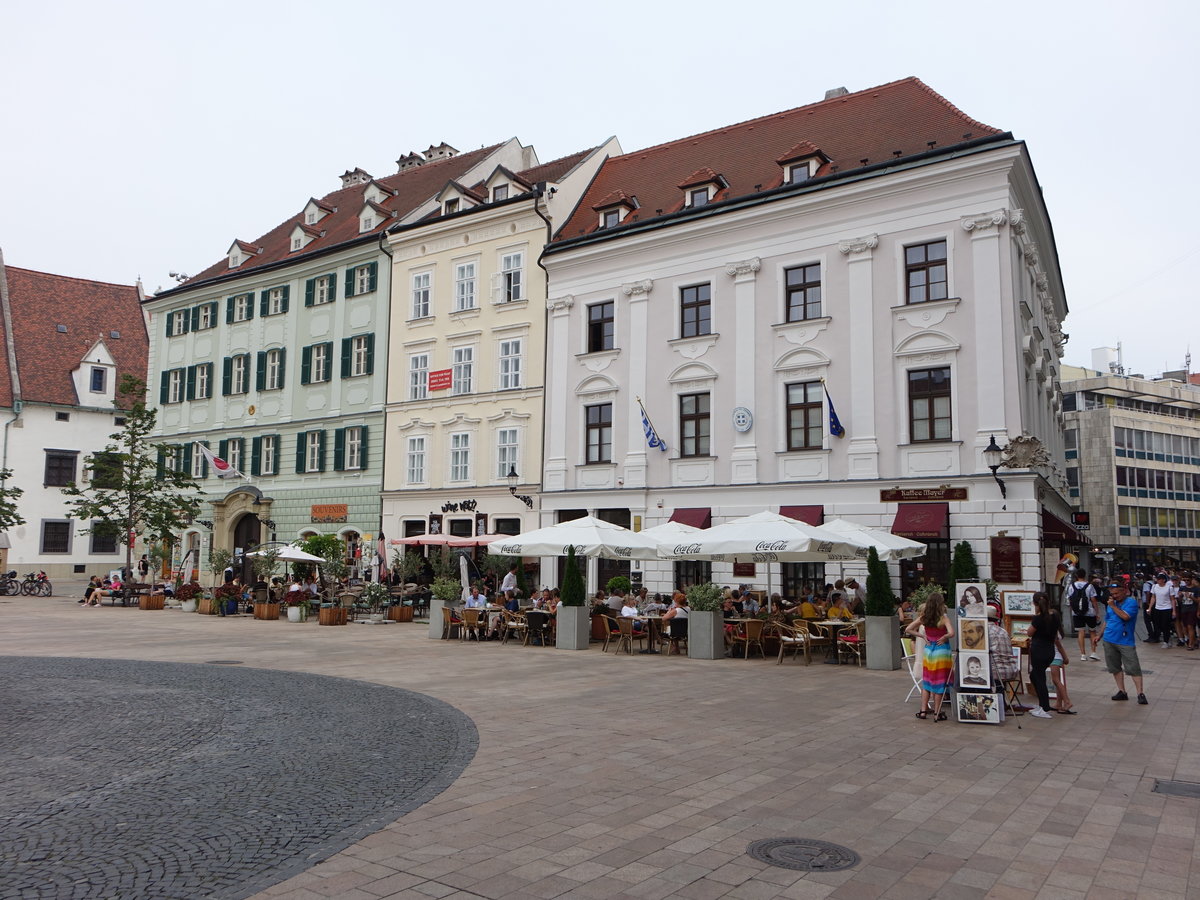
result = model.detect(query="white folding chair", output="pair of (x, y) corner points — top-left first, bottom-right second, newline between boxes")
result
(902, 636), (924, 703)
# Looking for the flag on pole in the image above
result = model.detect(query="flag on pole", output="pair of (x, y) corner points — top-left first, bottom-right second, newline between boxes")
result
(637, 397), (668, 452)
(195, 442), (242, 479)
(821, 380), (846, 438)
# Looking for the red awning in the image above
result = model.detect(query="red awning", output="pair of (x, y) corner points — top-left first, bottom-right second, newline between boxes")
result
(892, 502), (949, 539)
(780, 505), (823, 526)
(669, 507), (712, 529)
(1042, 509), (1091, 546)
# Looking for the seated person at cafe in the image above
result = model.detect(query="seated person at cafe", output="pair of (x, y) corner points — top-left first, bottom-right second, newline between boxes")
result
(729, 589), (744, 615)
(620, 596), (643, 631)
(662, 591), (689, 639)
(797, 595), (824, 620)
(465, 585), (487, 608)
(503, 590), (521, 613)
(742, 592), (761, 616)
(644, 593), (668, 614)
(826, 595), (853, 620)
(544, 589), (562, 614)
(606, 590), (625, 613)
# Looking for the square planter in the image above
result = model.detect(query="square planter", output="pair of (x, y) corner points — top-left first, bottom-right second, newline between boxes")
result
(198, 596), (218, 616)
(865, 615), (902, 670)
(139, 593), (165, 611)
(388, 604), (414, 622)
(253, 601), (281, 620)
(318, 605), (348, 626)
(428, 598), (446, 640)
(556, 606), (591, 650)
(687, 611), (724, 660)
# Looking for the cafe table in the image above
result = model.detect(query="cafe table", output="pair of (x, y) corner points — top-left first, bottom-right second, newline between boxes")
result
(813, 618), (861, 663)
(632, 614), (665, 654)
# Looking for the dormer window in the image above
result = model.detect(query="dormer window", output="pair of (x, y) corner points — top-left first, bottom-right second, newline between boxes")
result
(444, 198), (459, 215)
(602, 209), (621, 229)
(292, 237), (303, 250)
(592, 190), (637, 230)
(306, 212), (316, 224)
(689, 187), (710, 207)
(492, 184), (509, 202)
(362, 216), (374, 231)
(776, 141), (828, 187)
(787, 161), (813, 184)
(229, 252), (240, 267)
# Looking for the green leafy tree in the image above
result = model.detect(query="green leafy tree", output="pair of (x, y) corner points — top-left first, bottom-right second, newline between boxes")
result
(208, 547), (233, 590)
(393, 549), (425, 584)
(251, 548), (281, 583)
(606, 575), (631, 595)
(298, 533), (347, 587)
(560, 546), (585, 606)
(62, 376), (202, 591)
(948, 540), (980, 589)
(0, 468), (25, 532)
(864, 547), (898, 616)
(429, 546), (455, 581)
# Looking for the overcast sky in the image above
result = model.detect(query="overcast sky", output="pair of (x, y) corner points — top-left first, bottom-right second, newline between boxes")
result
(2, 1), (1196, 378)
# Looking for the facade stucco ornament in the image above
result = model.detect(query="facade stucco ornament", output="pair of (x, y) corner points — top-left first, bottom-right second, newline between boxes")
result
(1024, 243), (1039, 267)
(546, 295), (574, 312)
(621, 279), (654, 298)
(1000, 433), (1052, 470)
(724, 257), (762, 278)
(838, 233), (879, 255)
(776, 317), (831, 346)
(1009, 208), (1026, 235)
(1035, 273), (1048, 292)
(960, 209), (1007, 232)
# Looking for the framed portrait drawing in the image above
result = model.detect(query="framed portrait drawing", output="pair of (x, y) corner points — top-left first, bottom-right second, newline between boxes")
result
(957, 617), (989, 654)
(957, 651), (991, 689)
(956, 692), (1003, 724)
(1002, 590), (1035, 615)
(956, 582), (988, 618)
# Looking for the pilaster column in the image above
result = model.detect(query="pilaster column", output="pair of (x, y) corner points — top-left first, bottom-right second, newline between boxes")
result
(623, 279), (652, 489)
(725, 258), (760, 484)
(543, 295), (574, 492)
(837, 234), (879, 478)
(961, 210), (1009, 456)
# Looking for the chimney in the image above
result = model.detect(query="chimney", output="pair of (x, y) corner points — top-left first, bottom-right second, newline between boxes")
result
(396, 152), (425, 172)
(824, 86), (849, 100)
(340, 168), (372, 188)
(423, 142), (459, 161)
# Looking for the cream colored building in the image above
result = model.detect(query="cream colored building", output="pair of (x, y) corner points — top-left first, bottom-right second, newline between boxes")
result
(381, 141), (620, 558)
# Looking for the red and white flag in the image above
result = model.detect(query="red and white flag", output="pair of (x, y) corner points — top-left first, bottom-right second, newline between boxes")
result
(195, 442), (241, 479)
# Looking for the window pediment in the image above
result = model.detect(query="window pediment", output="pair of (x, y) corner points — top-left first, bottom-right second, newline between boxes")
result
(575, 374), (618, 396)
(773, 347), (831, 372)
(894, 330), (961, 357)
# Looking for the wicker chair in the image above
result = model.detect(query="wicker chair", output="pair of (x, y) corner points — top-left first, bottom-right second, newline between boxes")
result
(461, 608), (485, 641)
(729, 618), (767, 659)
(611, 615), (647, 655)
(600, 615), (623, 652)
(501, 610), (527, 645)
(836, 620), (867, 665)
(524, 610), (552, 647)
(441, 606), (463, 640)
(776, 621), (812, 665)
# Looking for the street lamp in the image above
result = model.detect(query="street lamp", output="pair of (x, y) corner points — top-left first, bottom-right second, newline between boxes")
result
(507, 466), (534, 510)
(983, 434), (1007, 502)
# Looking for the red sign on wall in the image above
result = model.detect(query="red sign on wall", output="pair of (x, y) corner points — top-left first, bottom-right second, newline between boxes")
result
(428, 369), (452, 391)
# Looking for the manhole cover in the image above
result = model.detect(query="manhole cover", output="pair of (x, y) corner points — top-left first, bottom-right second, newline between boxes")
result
(1153, 779), (1200, 798)
(205, 660), (244, 665)
(747, 838), (860, 872)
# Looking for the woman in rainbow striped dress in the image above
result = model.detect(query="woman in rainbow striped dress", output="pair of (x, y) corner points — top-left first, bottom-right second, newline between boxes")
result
(906, 592), (955, 721)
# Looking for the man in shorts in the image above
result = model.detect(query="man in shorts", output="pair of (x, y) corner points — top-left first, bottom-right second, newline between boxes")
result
(1101, 581), (1147, 705)
(1067, 569), (1100, 661)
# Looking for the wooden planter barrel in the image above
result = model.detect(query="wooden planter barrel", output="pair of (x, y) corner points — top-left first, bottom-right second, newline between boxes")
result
(318, 606), (348, 626)
(198, 596), (218, 615)
(388, 605), (414, 622)
(253, 601), (281, 620)
(139, 593), (165, 611)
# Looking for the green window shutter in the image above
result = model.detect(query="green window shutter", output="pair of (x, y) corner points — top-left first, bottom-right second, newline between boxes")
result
(179, 312), (189, 335)
(190, 306), (200, 331)
(226, 296), (234, 324)
(255, 351), (266, 391)
(301, 346), (312, 385)
(165, 313), (174, 338)
(246, 295), (255, 320)
(185, 365), (196, 401)
(156, 447), (166, 478)
(198, 441), (209, 478)
(182, 443), (194, 475)
(259, 290), (269, 317)
(345, 268), (355, 297)
(280, 285), (290, 313)
(367, 261), (378, 293)
(277, 347), (286, 388)
(364, 333), (375, 375)
(317, 430), (326, 472)
(327, 273), (337, 302)
(333, 427), (345, 471)
(222, 358), (232, 396)
(359, 425), (368, 467)
(159, 371), (170, 404)
(250, 437), (262, 476)
(204, 362), (215, 392)
(323, 342), (334, 381)
(340, 338), (352, 377)
(304, 278), (315, 307)
(296, 432), (307, 473)
(210, 301), (219, 323)
(218, 438), (228, 459)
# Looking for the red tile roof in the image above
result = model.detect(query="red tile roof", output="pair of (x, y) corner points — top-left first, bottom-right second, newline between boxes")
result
(0, 265), (148, 408)
(677, 167), (722, 189)
(519, 148), (596, 186)
(556, 77), (1004, 241)
(179, 144), (505, 290)
(776, 140), (826, 164)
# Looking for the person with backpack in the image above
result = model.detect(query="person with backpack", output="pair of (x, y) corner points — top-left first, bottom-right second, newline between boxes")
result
(1067, 570), (1100, 662)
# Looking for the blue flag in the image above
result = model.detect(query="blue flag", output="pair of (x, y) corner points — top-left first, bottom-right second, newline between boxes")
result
(639, 399), (668, 452)
(823, 382), (846, 438)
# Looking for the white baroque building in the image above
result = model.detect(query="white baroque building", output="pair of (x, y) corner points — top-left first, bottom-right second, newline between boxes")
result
(539, 79), (1084, 596)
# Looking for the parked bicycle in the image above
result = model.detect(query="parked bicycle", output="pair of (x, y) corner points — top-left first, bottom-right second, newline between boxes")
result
(21, 571), (53, 596)
(0, 570), (20, 595)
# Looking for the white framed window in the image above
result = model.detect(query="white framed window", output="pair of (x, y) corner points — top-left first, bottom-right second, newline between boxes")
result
(265, 348), (283, 390)
(361, 215), (374, 232)
(261, 435), (277, 475)
(496, 428), (518, 479)
(292, 237), (302, 251)
(492, 184), (509, 202)
(267, 287), (285, 315)
(689, 187), (710, 207)
(194, 364), (210, 399)
(602, 209), (621, 229)
(452, 346), (473, 395)
(234, 293), (252, 322)
(355, 265), (373, 294)
(406, 436), (426, 484)
(168, 369), (183, 404)
(306, 431), (322, 472)
(351, 336), (371, 377)
(409, 353), (429, 400)
(306, 212), (317, 225)
(197, 304), (214, 329)
(454, 262), (476, 311)
(501, 252), (523, 302)
(232, 355), (249, 394)
(172, 310), (189, 334)
(411, 272), (431, 318)
(312, 343), (330, 383)
(449, 432), (471, 482)
(191, 446), (205, 479)
(315, 275), (333, 305)
(345, 426), (363, 470)
(444, 198), (459, 215)
(788, 162), (812, 184)
(227, 439), (242, 473)
(498, 338), (522, 390)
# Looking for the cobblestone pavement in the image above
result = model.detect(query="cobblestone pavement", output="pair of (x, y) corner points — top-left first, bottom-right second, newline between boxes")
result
(0, 655), (476, 900)
(1, 595), (1199, 899)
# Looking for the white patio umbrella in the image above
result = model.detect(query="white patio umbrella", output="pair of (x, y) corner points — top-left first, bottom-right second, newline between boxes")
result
(819, 518), (927, 561)
(246, 545), (325, 563)
(637, 521), (702, 542)
(486, 515), (661, 560)
(655, 511), (873, 563)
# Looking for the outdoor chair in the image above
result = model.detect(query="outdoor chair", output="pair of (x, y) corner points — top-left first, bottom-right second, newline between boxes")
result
(461, 608), (485, 641)
(664, 617), (688, 655)
(525, 610), (552, 647)
(611, 615), (647, 655)
(600, 615), (623, 652)
(441, 606), (463, 640)
(501, 610), (527, 645)
(836, 620), (867, 665)
(776, 621), (812, 665)
(901, 637), (924, 702)
(730, 618), (767, 659)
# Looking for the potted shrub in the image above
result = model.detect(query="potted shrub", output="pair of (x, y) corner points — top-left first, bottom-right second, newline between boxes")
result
(285, 590), (310, 623)
(685, 582), (724, 660)
(360, 581), (390, 624)
(176, 581), (203, 613)
(606, 574), (631, 596)
(214, 582), (241, 617)
(864, 547), (902, 670)
(428, 576), (462, 640)
(556, 546), (589, 650)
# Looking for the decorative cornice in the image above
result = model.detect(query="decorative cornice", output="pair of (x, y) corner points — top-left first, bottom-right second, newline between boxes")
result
(1024, 243), (1040, 267)
(838, 233), (878, 255)
(620, 279), (654, 298)
(546, 294), (574, 312)
(1009, 208), (1026, 235)
(960, 209), (1007, 233)
(724, 257), (762, 278)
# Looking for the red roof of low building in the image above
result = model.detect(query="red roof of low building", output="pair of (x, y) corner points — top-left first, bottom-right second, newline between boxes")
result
(0, 265), (148, 408)
(556, 77), (1004, 240)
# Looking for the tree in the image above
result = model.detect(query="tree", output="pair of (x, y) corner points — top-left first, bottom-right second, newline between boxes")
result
(0, 468), (25, 532)
(560, 546), (585, 606)
(948, 540), (980, 589)
(208, 547), (233, 590)
(864, 547), (898, 616)
(298, 532), (346, 587)
(63, 376), (202, 593)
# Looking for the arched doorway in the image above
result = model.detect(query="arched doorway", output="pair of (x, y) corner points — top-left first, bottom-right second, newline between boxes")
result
(233, 513), (262, 584)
